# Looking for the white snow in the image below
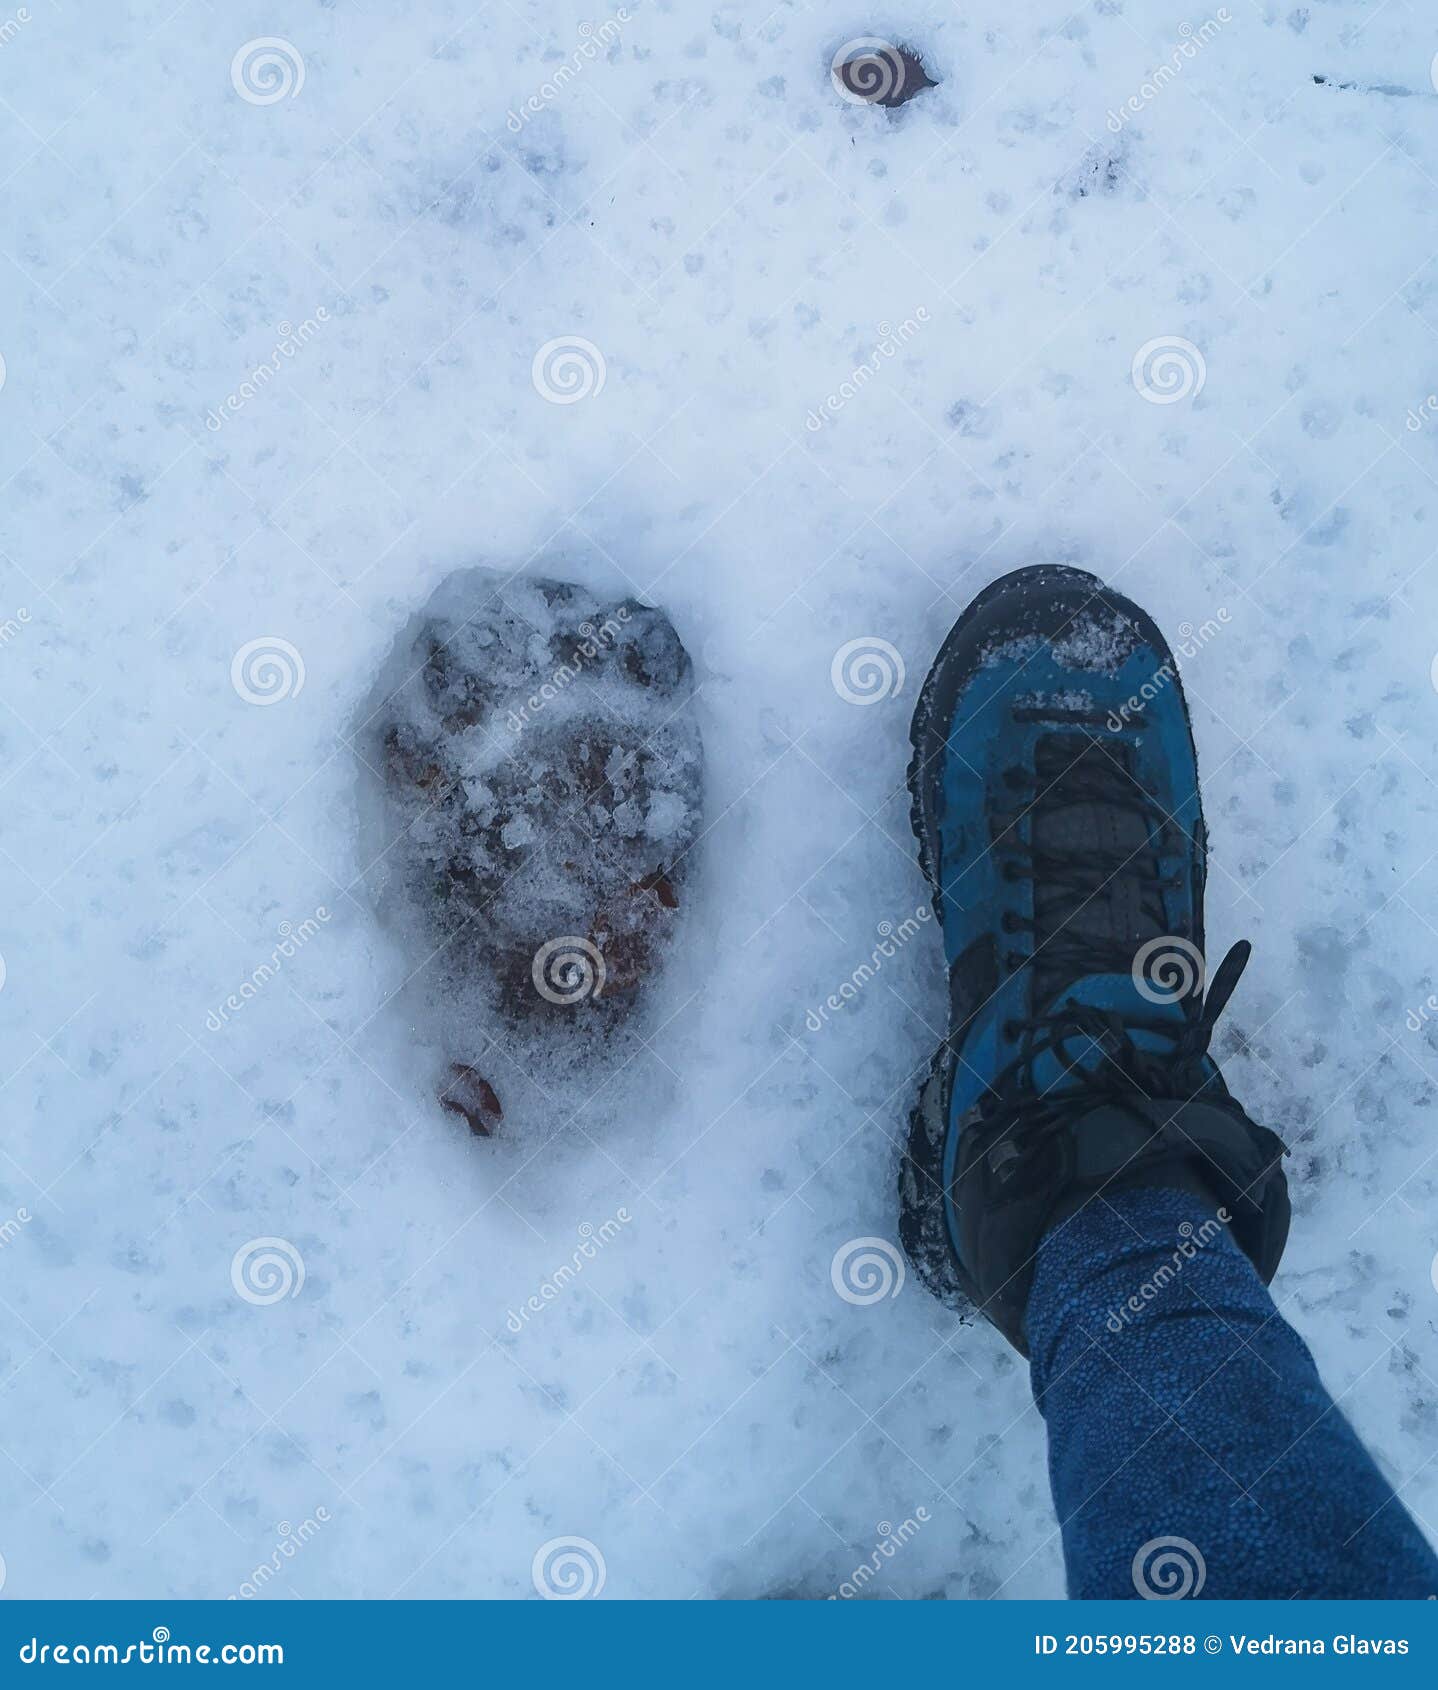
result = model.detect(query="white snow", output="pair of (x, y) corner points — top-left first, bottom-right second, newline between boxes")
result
(3, 0), (1438, 1600)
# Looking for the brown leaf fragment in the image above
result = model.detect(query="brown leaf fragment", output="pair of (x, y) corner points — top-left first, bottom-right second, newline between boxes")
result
(439, 1064), (503, 1137)
(633, 870), (679, 910)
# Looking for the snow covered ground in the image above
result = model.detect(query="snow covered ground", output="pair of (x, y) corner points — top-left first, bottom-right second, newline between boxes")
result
(3, 0), (1438, 1600)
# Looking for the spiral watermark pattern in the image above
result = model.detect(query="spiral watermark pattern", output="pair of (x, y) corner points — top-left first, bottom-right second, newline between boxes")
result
(831, 38), (907, 105)
(231, 636), (305, 706)
(831, 636), (905, 706)
(231, 38), (305, 105)
(1132, 935), (1205, 1005)
(1132, 1535), (1206, 1599)
(532, 337), (606, 404)
(230, 1237), (305, 1306)
(532, 936), (607, 1005)
(830, 1237), (905, 1305)
(532, 1536), (606, 1599)
(1132, 336), (1206, 404)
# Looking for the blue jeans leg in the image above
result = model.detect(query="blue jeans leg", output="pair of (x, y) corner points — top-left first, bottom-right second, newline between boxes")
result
(1026, 1185), (1438, 1598)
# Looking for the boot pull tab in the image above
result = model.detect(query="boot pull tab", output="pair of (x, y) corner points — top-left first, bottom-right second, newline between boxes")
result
(1196, 939), (1252, 1042)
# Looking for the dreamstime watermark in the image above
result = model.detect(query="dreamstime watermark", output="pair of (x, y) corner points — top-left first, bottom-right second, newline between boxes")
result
(807, 905), (933, 1031)
(204, 308), (329, 432)
(1106, 13), (1231, 132)
(1408, 992), (1438, 1035)
(507, 11), (631, 131)
(505, 1209), (633, 1333)
(831, 636), (905, 705)
(0, 1207), (31, 1253)
(1132, 935), (1205, 1004)
(0, 606), (30, 648)
(1132, 336), (1206, 403)
(1132, 1535), (1206, 1599)
(230, 1509), (331, 1599)
(830, 38), (915, 106)
(505, 607), (630, 732)
(830, 1237), (905, 1305)
(205, 908), (331, 1032)
(1105, 608), (1230, 730)
(1405, 393), (1438, 432)
(532, 935), (606, 1004)
(18, 1629), (283, 1667)
(805, 309), (930, 430)
(532, 336), (606, 403)
(830, 1508), (931, 1599)
(0, 7), (31, 48)
(532, 1536), (606, 1599)
(1104, 1209), (1230, 1333)
(231, 37), (305, 104)
(231, 636), (305, 704)
(231, 1238), (305, 1306)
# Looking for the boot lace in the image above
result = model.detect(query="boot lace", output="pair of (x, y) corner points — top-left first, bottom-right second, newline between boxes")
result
(978, 728), (1251, 1168)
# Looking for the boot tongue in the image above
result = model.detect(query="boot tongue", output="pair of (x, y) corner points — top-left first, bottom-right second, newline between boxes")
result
(1026, 973), (1187, 1095)
(1030, 735), (1168, 1010)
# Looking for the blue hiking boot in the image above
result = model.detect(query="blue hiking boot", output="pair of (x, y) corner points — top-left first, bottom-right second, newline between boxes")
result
(899, 565), (1289, 1353)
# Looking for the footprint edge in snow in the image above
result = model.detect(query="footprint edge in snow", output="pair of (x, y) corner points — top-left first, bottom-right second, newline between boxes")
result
(355, 566), (704, 1134)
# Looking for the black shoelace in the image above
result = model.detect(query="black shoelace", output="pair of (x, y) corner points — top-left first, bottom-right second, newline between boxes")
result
(974, 728), (1253, 1175)
(991, 743), (1184, 992)
(975, 938), (1252, 1140)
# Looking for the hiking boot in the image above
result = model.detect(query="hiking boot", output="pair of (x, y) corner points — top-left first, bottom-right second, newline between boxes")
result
(899, 564), (1289, 1352)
